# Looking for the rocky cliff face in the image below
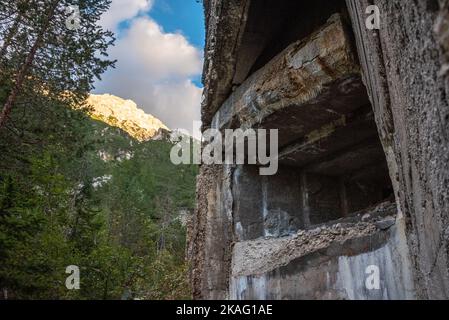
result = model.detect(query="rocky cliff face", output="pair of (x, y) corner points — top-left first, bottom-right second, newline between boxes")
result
(86, 94), (169, 141)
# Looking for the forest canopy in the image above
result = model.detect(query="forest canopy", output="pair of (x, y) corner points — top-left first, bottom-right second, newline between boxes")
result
(0, 0), (197, 299)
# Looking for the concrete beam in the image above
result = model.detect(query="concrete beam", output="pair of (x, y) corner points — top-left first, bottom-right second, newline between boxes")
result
(278, 107), (378, 167)
(229, 222), (415, 300)
(201, 0), (251, 128)
(231, 220), (387, 278)
(304, 138), (386, 176)
(211, 13), (366, 147)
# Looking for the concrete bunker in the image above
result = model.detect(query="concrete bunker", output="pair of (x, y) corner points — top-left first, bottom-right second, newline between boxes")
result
(217, 0), (395, 241)
(191, 0), (435, 300)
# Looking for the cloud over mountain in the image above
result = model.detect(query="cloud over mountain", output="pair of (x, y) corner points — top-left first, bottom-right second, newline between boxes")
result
(95, 0), (203, 136)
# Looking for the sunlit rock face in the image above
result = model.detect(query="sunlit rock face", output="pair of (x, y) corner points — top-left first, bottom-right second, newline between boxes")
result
(86, 94), (169, 141)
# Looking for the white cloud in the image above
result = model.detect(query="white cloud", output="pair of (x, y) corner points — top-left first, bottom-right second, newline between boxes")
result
(149, 80), (202, 133)
(111, 17), (202, 80)
(95, 11), (203, 135)
(99, 0), (153, 31)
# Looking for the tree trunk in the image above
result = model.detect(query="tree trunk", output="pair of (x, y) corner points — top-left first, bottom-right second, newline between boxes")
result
(0, 1), (59, 129)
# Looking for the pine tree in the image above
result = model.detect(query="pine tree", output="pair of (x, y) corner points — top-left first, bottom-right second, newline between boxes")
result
(0, 0), (115, 129)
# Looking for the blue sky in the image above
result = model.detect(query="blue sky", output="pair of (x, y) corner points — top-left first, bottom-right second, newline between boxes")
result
(151, 0), (205, 48)
(150, 0), (205, 87)
(95, 0), (205, 134)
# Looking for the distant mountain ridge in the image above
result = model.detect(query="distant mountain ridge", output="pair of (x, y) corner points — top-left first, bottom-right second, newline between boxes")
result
(86, 94), (169, 141)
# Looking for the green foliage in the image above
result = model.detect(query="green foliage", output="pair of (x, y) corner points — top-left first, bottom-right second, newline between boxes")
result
(0, 0), (197, 300)
(0, 100), (198, 300)
(0, 0), (116, 112)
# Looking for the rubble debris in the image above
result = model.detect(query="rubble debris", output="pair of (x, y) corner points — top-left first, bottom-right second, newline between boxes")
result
(232, 207), (397, 277)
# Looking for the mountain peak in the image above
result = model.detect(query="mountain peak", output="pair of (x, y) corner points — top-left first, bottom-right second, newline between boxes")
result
(86, 94), (169, 141)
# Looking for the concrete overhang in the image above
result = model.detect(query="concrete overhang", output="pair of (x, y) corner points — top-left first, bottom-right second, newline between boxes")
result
(210, 14), (367, 151)
(201, 0), (251, 127)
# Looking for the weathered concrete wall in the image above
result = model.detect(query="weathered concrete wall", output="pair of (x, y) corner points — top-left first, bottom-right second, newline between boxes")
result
(346, 0), (449, 299)
(230, 222), (415, 300)
(233, 166), (303, 241)
(188, 165), (234, 299)
(191, 0), (449, 300)
(435, 0), (449, 86)
(201, 0), (251, 127)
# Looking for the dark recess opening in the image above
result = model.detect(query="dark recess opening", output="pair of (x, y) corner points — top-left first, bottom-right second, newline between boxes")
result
(231, 0), (395, 241)
(232, 0), (348, 86)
